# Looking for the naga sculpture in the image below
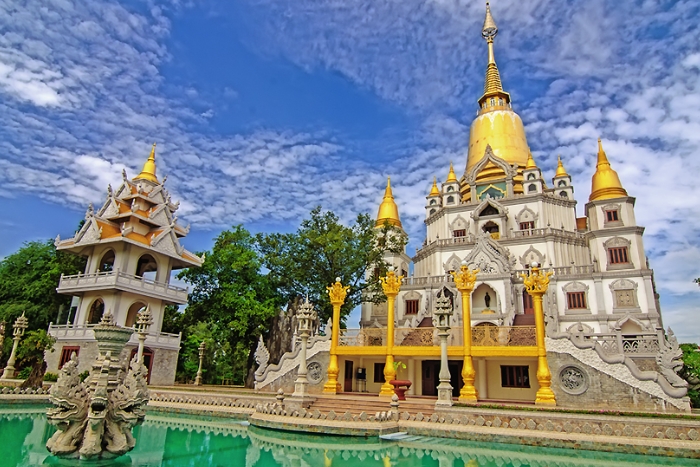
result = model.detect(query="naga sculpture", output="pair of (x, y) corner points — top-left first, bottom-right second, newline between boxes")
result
(46, 313), (150, 459)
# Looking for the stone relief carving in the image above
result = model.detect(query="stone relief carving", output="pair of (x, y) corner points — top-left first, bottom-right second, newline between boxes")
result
(519, 246), (544, 269)
(515, 206), (538, 224)
(558, 365), (588, 395)
(307, 362), (323, 384)
(465, 144), (517, 185)
(463, 234), (514, 274)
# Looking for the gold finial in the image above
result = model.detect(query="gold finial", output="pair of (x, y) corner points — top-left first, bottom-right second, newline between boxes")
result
(554, 155), (569, 177)
(428, 176), (441, 196)
(327, 277), (349, 306)
(520, 264), (553, 296)
(525, 151), (537, 170)
(375, 177), (403, 228)
(380, 267), (403, 297)
(446, 162), (458, 183)
(451, 263), (479, 292)
(589, 138), (628, 201)
(133, 143), (159, 184)
(482, 2), (498, 45)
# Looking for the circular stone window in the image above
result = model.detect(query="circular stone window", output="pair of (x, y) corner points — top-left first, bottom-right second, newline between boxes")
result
(307, 362), (323, 384)
(558, 365), (588, 395)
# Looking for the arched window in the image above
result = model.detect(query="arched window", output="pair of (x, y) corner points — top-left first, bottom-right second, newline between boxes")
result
(558, 180), (567, 187)
(482, 221), (499, 235)
(136, 254), (158, 277)
(125, 302), (147, 327)
(480, 204), (499, 217)
(98, 250), (115, 272)
(559, 191), (568, 198)
(490, 98), (495, 106)
(498, 98), (503, 106)
(446, 195), (455, 204)
(87, 298), (105, 325)
(447, 186), (454, 192)
(528, 184), (537, 193)
(526, 173), (536, 181)
(429, 209), (436, 215)
(429, 199), (437, 206)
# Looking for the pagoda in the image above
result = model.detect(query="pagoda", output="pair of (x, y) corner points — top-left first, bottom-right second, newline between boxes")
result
(47, 144), (203, 385)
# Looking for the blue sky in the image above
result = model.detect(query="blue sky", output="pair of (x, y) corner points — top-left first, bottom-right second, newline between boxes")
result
(0, 0), (699, 341)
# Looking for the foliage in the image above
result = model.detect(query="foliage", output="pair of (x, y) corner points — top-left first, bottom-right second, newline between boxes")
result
(17, 367), (31, 379)
(256, 207), (405, 325)
(177, 226), (282, 386)
(0, 240), (86, 337)
(161, 304), (184, 334)
(79, 371), (90, 382)
(17, 329), (55, 388)
(679, 343), (700, 408)
(43, 372), (58, 382)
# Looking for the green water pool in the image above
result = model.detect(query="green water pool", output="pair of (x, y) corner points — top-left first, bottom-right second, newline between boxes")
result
(0, 406), (692, 466)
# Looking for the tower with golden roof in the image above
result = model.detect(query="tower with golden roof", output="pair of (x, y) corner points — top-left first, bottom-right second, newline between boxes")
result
(47, 144), (203, 385)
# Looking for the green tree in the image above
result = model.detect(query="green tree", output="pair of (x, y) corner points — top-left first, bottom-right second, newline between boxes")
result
(17, 330), (56, 388)
(0, 240), (86, 353)
(680, 343), (700, 408)
(256, 206), (405, 326)
(177, 226), (282, 386)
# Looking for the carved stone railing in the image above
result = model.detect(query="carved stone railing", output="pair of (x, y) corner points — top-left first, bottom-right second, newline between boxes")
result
(58, 270), (188, 303)
(471, 326), (536, 347)
(338, 328), (385, 347)
(48, 324), (181, 350)
(578, 332), (661, 358)
(395, 327), (435, 346)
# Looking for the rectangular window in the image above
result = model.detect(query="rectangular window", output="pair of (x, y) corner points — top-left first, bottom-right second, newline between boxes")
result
(372, 267), (380, 279)
(59, 346), (80, 369)
(405, 299), (419, 315)
(605, 210), (619, 222)
(608, 246), (629, 264)
(519, 221), (535, 231)
(501, 365), (530, 388)
(373, 362), (385, 383)
(567, 291), (587, 309)
(453, 229), (466, 238)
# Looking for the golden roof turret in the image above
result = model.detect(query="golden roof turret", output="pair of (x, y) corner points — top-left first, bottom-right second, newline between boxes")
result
(133, 143), (159, 184)
(464, 2), (530, 189)
(375, 177), (403, 228)
(525, 152), (537, 170)
(428, 177), (441, 197)
(590, 139), (628, 201)
(446, 162), (458, 183)
(554, 155), (569, 177)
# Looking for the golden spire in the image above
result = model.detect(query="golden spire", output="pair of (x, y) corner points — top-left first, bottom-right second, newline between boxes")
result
(375, 177), (403, 228)
(133, 143), (159, 184)
(428, 176), (441, 196)
(446, 162), (458, 183)
(554, 155), (569, 177)
(525, 151), (537, 170)
(590, 139), (628, 201)
(480, 2), (506, 99)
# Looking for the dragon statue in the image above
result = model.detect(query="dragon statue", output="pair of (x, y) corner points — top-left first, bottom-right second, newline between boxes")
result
(46, 353), (89, 455)
(656, 328), (688, 388)
(46, 319), (150, 459)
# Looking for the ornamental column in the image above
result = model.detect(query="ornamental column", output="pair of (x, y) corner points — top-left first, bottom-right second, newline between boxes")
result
(323, 277), (349, 394)
(379, 267), (402, 397)
(1, 313), (28, 380)
(434, 294), (453, 408)
(451, 262), (479, 403)
(521, 262), (556, 406)
(194, 341), (206, 386)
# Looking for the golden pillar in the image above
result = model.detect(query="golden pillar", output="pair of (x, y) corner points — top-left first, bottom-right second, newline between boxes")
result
(521, 264), (556, 406)
(451, 264), (479, 403)
(379, 267), (402, 397)
(323, 278), (349, 394)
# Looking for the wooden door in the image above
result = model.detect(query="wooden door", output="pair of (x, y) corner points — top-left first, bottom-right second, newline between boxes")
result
(523, 290), (534, 314)
(344, 360), (354, 392)
(421, 361), (439, 396)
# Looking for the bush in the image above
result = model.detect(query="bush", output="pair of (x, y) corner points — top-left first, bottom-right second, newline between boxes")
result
(79, 370), (89, 382)
(17, 367), (31, 379)
(43, 372), (58, 382)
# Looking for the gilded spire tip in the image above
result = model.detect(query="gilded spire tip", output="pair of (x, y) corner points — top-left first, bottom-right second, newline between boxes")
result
(133, 141), (159, 184)
(525, 151), (537, 170)
(429, 176), (441, 197)
(376, 176), (402, 228)
(590, 139), (627, 201)
(446, 162), (458, 183)
(555, 155), (569, 177)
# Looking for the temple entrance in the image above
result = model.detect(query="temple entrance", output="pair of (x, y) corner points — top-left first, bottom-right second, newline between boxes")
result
(344, 360), (353, 392)
(523, 290), (534, 314)
(421, 360), (463, 397)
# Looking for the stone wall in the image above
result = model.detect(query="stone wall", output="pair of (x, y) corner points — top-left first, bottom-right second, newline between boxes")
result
(547, 337), (690, 412)
(260, 351), (330, 394)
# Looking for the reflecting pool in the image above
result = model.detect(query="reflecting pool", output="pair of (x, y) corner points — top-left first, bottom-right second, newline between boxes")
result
(0, 406), (690, 466)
